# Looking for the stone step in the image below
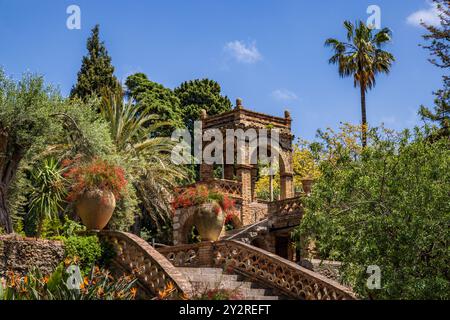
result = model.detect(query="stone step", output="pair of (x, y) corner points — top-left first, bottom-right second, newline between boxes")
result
(184, 273), (239, 282)
(177, 267), (279, 300)
(178, 267), (224, 275)
(246, 295), (279, 300)
(190, 284), (268, 297)
(187, 279), (267, 296)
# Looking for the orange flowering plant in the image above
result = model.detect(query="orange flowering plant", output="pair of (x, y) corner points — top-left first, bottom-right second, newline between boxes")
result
(63, 158), (128, 202)
(0, 264), (138, 300)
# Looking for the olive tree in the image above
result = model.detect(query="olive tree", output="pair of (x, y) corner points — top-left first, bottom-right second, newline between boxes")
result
(0, 70), (117, 233)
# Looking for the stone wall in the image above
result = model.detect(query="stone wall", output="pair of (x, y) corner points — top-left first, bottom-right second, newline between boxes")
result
(300, 259), (342, 282)
(248, 202), (268, 223)
(0, 234), (65, 276)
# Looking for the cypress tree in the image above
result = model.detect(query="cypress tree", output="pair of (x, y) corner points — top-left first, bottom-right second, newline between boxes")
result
(70, 25), (120, 100)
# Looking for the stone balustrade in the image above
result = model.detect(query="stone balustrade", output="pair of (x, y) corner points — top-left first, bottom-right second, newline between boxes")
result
(157, 240), (356, 300)
(268, 196), (304, 216)
(268, 196), (304, 229)
(210, 179), (243, 198)
(98, 230), (193, 298)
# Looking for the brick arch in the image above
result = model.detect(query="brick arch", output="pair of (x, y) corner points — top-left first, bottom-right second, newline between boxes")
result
(173, 206), (197, 245)
(249, 140), (294, 200)
(196, 100), (295, 226)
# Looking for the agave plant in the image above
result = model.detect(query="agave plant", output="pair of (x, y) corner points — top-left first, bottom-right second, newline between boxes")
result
(26, 158), (67, 236)
(100, 90), (187, 229)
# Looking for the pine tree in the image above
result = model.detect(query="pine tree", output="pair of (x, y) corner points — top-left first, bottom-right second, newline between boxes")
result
(70, 25), (120, 100)
(419, 0), (449, 138)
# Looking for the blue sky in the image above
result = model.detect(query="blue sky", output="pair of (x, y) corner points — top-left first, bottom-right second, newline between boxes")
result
(0, 0), (445, 141)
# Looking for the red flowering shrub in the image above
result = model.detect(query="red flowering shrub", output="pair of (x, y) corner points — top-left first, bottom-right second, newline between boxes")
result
(224, 212), (238, 230)
(64, 158), (128, 202)
(172, 184), (235, 215)
(224, 212), (235, 224)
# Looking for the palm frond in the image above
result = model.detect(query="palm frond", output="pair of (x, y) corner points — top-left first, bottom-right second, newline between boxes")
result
(100, 93), (188, 229)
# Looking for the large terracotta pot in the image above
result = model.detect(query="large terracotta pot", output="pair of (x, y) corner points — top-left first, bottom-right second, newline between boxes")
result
(193, 202), (225, 241)
(75, 189), (116, 230)
(301, 178), (314, 195)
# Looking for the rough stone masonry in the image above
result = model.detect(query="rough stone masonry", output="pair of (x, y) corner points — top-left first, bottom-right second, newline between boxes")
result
(0, 234), (64, 276)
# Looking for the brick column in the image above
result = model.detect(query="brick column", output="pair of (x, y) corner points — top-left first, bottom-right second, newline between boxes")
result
(280, 172), (294, 199)
(198, 242), (214, 267)
(236, 164), (252, 225)
(199, 163), (214, 181)
(224, 164), (234, 180)
(251, 166), (258, 201)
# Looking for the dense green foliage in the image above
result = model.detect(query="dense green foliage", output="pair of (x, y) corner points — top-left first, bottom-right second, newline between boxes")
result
(294, 127), (450, 299)
(125, 73), (183, 134)
(70, 25), (120, 101)
(418, 0), (449, 138)
(100, 92), (187, 230)
(0, 70), (64, 232)
(174, 79), (232, 133)
(40, 216), (86, 240)
(0, 71), (136, 233)
(24, 158), (66, 236)
(325, 21), (395, 146)
(63, 236), (103, 274)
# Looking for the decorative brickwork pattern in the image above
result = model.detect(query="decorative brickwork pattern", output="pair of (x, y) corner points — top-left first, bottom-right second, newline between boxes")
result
(98, 230), (193, 298)
(157, 240), (356, 300)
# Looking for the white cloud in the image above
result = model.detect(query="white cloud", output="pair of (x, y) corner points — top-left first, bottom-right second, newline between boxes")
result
(407, 1), (441, 27)
(224, 40), (262, 64)
(271, 89), (298, 101)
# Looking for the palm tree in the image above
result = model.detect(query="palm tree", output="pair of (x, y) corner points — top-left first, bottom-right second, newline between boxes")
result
(325, 21), (395, 147)
(100, 90), (187, 229)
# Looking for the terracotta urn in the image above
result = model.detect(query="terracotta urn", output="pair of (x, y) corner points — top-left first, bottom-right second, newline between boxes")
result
(301, 178), (314, 195)
(75, 189), (116, 230)
(193, 202), (225, 241)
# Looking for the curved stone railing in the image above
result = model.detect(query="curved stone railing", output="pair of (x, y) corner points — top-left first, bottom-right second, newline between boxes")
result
(98, 230), (193, 298)
(157, 240), (356, 300)
(214, 240), (355, 300)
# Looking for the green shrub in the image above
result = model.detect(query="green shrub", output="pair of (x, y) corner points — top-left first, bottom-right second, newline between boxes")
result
(63, 236), (102, 275)
(42, 216), (86, 240)
(98, 239), (117, 267)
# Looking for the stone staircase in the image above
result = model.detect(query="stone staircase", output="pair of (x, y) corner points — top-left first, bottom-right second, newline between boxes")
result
(222, 218), (269, 244)
(178, 267), (279, 300)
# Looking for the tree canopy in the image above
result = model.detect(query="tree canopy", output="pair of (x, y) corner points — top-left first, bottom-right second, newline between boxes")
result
(125, 73), (183, 135)
(294, 126), (450, 299)
(70, 25), (120, 101)
(418, 0), (449, 138)
(174, 79), (232, 133)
